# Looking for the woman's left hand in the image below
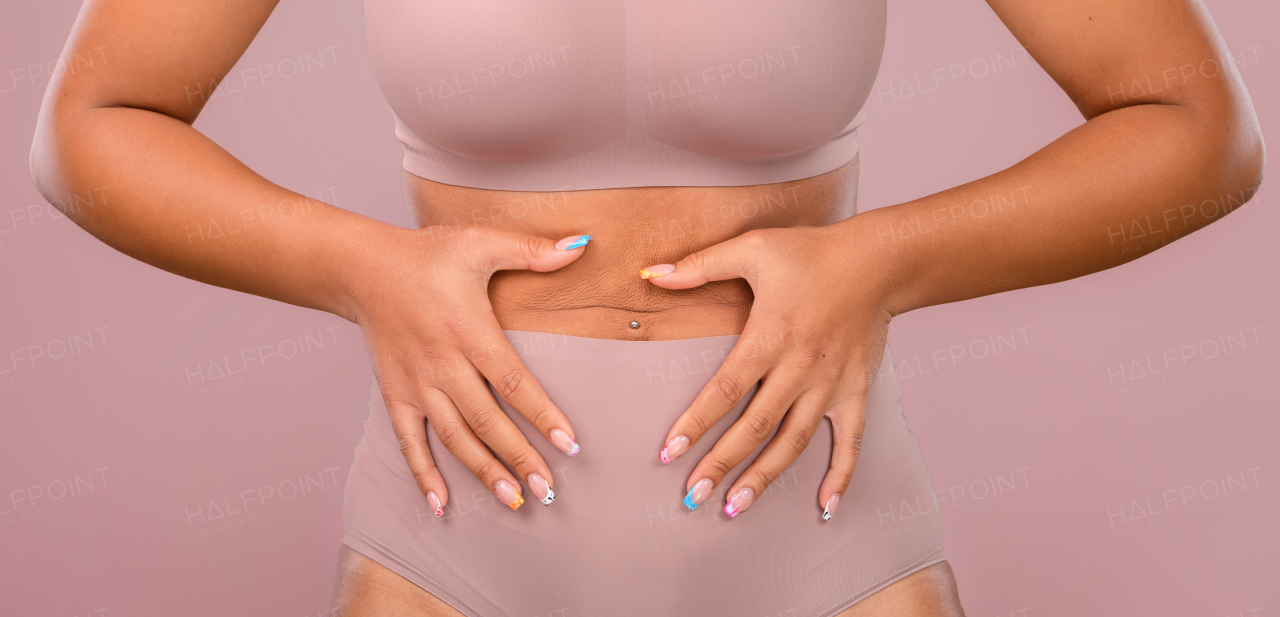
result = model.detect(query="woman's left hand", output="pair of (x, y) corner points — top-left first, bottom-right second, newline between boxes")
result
(640, 221), (899, 520)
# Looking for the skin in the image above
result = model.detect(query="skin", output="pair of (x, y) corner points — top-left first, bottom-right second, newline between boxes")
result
(332, 545), (964, 617)
(28, 0), (1263, 615)
(649, 0), (1267, 523)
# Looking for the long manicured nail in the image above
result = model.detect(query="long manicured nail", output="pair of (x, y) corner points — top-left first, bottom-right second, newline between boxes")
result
(555, 235), (591, 250)
(638, 264), (675, 279)
(527, 473), (556, 505)
(427, 491), (443, 518)
(495, 479), (524, 510)
(549, 428), (580, 457)
(724, 487), (755, 518)
(682, 478), (714, 510)
(660, 435), (689, 464)
(822, 493), (840, 521)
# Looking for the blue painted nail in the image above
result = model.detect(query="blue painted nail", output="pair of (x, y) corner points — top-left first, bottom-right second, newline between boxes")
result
(683, 478), (713, 510)
(555, 235), (591, 250)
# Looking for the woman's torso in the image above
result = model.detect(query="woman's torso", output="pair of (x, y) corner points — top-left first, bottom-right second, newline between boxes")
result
(404, 155), (859, 340)
(366, 0), (886, 340)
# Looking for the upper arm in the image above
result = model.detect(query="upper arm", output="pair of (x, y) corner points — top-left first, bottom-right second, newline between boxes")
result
(984, 0), (1249, 119)
(48, 0), (281, 123)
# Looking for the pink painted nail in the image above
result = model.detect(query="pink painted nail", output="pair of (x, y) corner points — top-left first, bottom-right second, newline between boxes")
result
(660, 435), (689, 464)
(494, 479), (524, 510)
(527, 473), (556, 505)
(427, 491), (443, 518)
(724, 487), (755, 518)
(638, 264), (675, 279)
(549, 428), (580, 457)
(823, 493), (840, 521)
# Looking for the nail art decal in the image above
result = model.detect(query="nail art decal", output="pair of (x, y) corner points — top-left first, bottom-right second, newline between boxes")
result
(823, 493), (840, 521)
(528, 473), (556, 506)
(556, 234), (591, 250)
(660, 435), (689, 464)
(638, 264), (676, 279)
(683, 478), (713, 510)
(427, 490), (443, 518)
(495, 479), (524, 510)
(550, 428), (580, 457)
(724, 487), (755, 518)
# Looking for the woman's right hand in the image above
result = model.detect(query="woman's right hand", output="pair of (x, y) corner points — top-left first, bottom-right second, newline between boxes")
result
(345, 224), (591, 516)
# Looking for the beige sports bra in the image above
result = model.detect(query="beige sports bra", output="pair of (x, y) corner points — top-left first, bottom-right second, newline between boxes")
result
(363, 0), (887, 191)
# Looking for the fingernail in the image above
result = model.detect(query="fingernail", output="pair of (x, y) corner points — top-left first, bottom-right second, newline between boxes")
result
(427, 491), (443, 518)
(682, 478), (714, 510)
(555, 235), (591, 250)
(549, 428), (580, 457)
(527, 473), (556, 505)
(495, 479), (524, 510)
(724, 487), (755, 518)
(822, 493), (840, 521)
(659, 435), (689, 464)
(638, 264), (676, 279)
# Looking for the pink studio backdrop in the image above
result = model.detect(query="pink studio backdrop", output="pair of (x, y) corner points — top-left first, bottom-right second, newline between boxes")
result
(1, 1), (1274, 615)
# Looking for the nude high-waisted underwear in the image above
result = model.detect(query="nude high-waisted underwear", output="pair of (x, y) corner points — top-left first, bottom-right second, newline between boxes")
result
(342, 331), (945, 616)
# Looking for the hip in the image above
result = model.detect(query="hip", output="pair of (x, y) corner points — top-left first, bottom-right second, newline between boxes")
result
(342, 329), (945, 617)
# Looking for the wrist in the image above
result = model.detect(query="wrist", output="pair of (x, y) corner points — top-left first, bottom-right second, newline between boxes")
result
(827, 206), (930, 318)
(320, 212), (413, 325)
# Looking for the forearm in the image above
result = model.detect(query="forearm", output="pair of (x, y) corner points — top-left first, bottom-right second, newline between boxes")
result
(851, 100), (1265, 316)
(30, 104), (389, 322)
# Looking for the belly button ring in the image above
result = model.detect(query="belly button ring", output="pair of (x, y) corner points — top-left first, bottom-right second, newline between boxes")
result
(630, 320), (640, 329)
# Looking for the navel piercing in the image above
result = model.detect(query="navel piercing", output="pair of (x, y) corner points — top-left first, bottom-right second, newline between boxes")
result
(630, 320), (640, 329)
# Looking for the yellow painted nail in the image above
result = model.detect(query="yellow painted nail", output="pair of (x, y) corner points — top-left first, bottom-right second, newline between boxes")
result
(639, 264), (676, 279)
(495, 479), (524, 510)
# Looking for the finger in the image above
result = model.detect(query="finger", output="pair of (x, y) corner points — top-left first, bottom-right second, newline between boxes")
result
(689, 369), (804, 483)
(719, 388), (829, 519)
(658, 321), (784, 466)
(414, 384), (536, 510)
(467, 323), (580, 459)
(639, 229), (764, 289)
(438, 366), (559, 507)
(818, 390), (869, 521)
(474, 226), (592, 274)
(680, 370), (804, 512)
(383, 394), (448, 518)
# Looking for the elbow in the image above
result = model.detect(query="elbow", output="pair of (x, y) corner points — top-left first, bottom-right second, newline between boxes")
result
(1237, 127), (1265, 204)
(29, 109), (68, 213)
(28, 104), (91, 219)
(1209, 89), (1266, 207)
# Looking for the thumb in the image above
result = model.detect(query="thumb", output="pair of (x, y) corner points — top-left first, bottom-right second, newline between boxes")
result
(479, 229), (592, 274)
(640, 233), (758, 290)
